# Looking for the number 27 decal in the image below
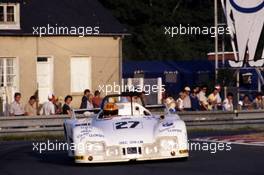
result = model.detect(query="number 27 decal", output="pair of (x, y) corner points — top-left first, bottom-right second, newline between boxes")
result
(114, 121), (142, 130)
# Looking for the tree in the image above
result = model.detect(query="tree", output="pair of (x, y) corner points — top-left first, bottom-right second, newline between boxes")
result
(99, 0), (216, 60)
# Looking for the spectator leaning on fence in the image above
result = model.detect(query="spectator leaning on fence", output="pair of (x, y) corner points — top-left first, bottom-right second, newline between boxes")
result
(40, 94), (55, 115)
(165, 97), (177, 113)
(215, 85), (222, 110)
(223, 92), (234, 111)
(87, 94), (94, 110)
(24, 96), (37, 116)
(239, 95), (253, 110)
(253, 92), (264, 110)
(62, 95), (73, 115)
(9, 92), (25, 116)
(80, 89), (91, 109)
(92, 90), (102, 108)
(197, 85), (208, 110)
(54, 96), (63, 114)
(176, 92), (185, 111)
(182, 87), (191, 111)
(208, 87), (220, 111)
(190, 88), (200, 111)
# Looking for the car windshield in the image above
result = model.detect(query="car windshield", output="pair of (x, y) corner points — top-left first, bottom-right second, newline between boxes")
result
(71, 92), (148, 119)
(100, 92), (146, 117)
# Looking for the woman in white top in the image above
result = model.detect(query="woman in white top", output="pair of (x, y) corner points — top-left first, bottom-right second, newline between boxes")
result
(87, 94), (94, 110)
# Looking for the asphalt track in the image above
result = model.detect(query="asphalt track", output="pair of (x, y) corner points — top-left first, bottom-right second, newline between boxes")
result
(0, 137), (263, 175)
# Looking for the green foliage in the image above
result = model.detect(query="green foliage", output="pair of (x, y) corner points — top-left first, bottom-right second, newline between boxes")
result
(99, 0), (215, 60)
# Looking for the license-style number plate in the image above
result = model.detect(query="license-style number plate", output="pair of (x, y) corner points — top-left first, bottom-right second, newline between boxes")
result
(127, 147), (137, 154)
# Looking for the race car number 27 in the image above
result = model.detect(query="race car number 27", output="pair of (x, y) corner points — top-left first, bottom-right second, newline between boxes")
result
(114, 121), (142, 130)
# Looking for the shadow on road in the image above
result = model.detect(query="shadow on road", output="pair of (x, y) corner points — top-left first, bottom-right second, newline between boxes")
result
(29, 149), (189, 167)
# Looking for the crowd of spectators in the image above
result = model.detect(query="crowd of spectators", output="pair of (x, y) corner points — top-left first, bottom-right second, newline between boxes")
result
(163, 85), (264, 112)
(7, 85), (264, 116)
(8, 89), (103, 116)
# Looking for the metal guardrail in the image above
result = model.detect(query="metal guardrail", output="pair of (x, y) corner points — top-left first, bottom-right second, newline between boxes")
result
(0, 110), (264, 136)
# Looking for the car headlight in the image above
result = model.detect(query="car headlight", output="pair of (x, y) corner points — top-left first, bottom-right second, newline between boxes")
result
(106, 146), (120, 157)
(159, 138), (177, 151)
(85, 142), (105, 155)
(144, 145), (158, 155)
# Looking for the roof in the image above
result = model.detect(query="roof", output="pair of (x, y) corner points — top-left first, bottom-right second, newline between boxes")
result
(0, 0), (128, 36)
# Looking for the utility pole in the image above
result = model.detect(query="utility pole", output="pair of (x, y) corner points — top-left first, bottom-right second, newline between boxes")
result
(214, 0), (219, 83)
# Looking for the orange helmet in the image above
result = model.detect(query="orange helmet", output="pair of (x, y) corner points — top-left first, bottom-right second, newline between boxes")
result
(103, 102), (118, 116)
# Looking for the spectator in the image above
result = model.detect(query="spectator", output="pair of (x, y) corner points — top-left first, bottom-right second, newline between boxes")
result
(197, 85), (209, 110)
(133, 91), (146, 106)
(40, 94), (55, 115)
(223, 92), (234, 111)
(190, 88), (200, 111)
(80, 89), (91, 109)
(193, 86), (200, 94)
(215, 85), (222, 110)
(208, 88), (220, 110)
(182, 86), (191, 111)
(161, 90), (169, 104)
(9, 92), (25, 116)
(176, 92), (185, 111)
(165, 97), (177, 113)
(140, 91), (147, 105)
(87, 94), (94, 110)
(92, 90), (102, 108)
(239, 95), (253, 110)
(24, 96), (37, 116)
(54, 96), (63, 114)
(253, 92), (264, 110)
(62, 95), (73, 115)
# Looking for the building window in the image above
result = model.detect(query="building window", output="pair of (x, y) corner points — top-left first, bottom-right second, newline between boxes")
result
(0, 6), (4, 22)
(0, 3), (20, 29)
(71, 57), (91, 93)
(0, 58), (17, 87)
(6, 5), (15, 22)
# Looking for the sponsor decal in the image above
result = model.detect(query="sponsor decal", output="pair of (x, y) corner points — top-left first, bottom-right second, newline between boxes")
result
(168, 128), (182, 133)
(143, 116), (156, 120)
(119, 140), (144, 145)
(77, 130), (104, 142)
(159, 126), (175, 132)
(162, 122), (174, 127)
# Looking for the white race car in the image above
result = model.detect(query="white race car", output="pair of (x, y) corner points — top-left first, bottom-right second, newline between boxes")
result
(64, 92), (189, 163)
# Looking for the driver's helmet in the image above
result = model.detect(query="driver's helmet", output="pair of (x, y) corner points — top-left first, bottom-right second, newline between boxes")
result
(103, 102), (118, 116)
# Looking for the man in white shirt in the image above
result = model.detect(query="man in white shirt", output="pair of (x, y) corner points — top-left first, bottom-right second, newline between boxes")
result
(197, 85), (209, 110)
(176, 92), (185, 111)
(223, 93), (234, 111)
(40, 94), (55, 115)
(182, 86), (191, 110)
(215, 85), (222, 109)
(9, 92), (25, 116)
